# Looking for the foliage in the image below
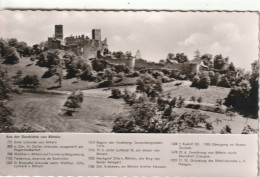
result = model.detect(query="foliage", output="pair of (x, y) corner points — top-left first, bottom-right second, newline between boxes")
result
(197, 97), (203, 103)
(136, 73), (163, 98)
(220, 125), (232, 134)
(12, 70), (23, 85)
(92, 58), (108, 72)
(198, 73), (210, 89)
(36, 50), (60, 68)
(241, 125), (258, 134)
(191, 75), (200, 87)
(213, 54), (228, 70)
(64, 91), (84, 111)
(190, 96), (196, 102)
(19, 75), (40, 89)
(4, 47), (20, 64)
(218, 75), (230, 88)
(173, 53), (189, 63)
(42, 67), (57, 78)
(0, 67), (12, 100)
(205, 122), (213, 130)
(110, 88), (122, 99)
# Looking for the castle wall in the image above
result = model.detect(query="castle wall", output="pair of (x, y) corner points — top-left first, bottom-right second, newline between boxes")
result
(164, 62), (199, 74)
(103, 57), (200, 74)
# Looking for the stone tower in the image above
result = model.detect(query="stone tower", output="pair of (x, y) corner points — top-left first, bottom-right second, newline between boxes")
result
(55, 25), (63, 40)
(92, 29), (101, 40)
(135, 49), (141, 59)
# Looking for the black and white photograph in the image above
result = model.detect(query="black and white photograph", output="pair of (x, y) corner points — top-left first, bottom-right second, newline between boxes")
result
(0, 11), (258, 134)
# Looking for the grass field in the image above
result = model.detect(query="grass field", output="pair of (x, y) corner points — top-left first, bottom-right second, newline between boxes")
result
(7, 92), (126, 132)
(163, 80), (231, 104)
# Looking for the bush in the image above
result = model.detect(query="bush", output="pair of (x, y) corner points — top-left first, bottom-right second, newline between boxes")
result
(197, 97), (203, 103)
(191, 75), (200, 87)
(198, 74), (210, 89)
(64, 91), (84, 111)
(218, 75), (230, 88)
(220, 125), (232, 134)
(36, 50), (60, 67)
(190, 96), (196, 102)
(4, 48), (20, 64)
(110, 88), (122, 99)
(42, 67), (57, 78)
(241, 125), (258, 134)
(19, 75), (40, 89)
(98, 80), (112, 88)
(161, 76), (172, 83)
(206, 122), (213, 130)
(112, 114), (136, 133)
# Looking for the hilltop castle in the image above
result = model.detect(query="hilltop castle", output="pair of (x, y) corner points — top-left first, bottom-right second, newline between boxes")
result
(48, 25), (108, 60)
(48, 25), (201, 73)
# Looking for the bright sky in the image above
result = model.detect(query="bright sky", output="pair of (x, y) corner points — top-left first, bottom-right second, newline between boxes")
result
(0, 11), (258, 70)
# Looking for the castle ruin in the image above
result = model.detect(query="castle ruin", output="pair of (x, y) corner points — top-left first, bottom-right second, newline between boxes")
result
(48, 25), (201, 73)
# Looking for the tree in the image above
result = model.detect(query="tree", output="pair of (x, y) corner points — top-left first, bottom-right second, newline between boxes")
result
(64, 91), (84, 112)
(111, 88), (122, 99)
(191, 75), (200, 87)
(4, 47), (20, 64)
(229, 62), (236, 71)
(136, 73), (162, 99)
(198, 73), (210, 89)
(211, 72), (221, 86)
(0, 67), (11, 100)
(8, 38), (18, 47)
(200, 54), (213, 69)
(224, 80), (251, 115)
(214, 54), (227, 70)
(173, 53), (189, 63)
(218, 75), (230, 88)
(19, 75), (40, 89)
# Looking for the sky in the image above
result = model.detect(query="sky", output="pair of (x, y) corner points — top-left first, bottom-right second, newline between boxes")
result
(0, 11), (258, 70)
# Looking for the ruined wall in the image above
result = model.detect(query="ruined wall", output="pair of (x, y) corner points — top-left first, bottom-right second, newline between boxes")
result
(83, 40), (107, 59)
(103, 56), (131, 66)
(103, 57), (200, 74)
(164, 62), (199, 74)
(135, 59), (164, 70)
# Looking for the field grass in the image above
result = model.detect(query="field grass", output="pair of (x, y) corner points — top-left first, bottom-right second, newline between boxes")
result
(7, 92), (126, 132)
(163, 80), (231, 104)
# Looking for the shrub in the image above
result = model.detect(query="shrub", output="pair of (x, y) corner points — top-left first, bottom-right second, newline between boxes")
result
(42, 67), (57, 78)
(191, 75), (200, 87)
(190, 96), (196, 102)
(197, 97), (203, 103)
(206, 122), (213, 130)
(36, 50), (60, 67)
(4, 48), (20, 64)
(136, 73), (162, 99)
(198, 74), (210, 89)
(112, 114), (136, 133)
(218, 75), (230, 88)
(64, 91), (84, 112)
(220, 125), (232, 134)
(179, 111), (209, 127)
(241, 125), (258, 134)
(161, 76), (172, 83)
(19, 75), (40, 89)
(98, 80), (112, 88)
(110, 88), (122, 99)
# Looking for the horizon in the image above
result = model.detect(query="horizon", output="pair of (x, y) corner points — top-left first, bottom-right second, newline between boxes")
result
(0, 11), (258, 70)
